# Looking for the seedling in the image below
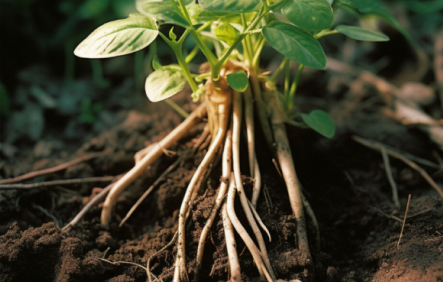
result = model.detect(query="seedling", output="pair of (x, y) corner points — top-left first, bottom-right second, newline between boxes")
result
(74, 0), (398, 280)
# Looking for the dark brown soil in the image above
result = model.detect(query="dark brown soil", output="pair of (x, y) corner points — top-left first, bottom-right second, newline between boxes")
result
(1, 81), (442, 282)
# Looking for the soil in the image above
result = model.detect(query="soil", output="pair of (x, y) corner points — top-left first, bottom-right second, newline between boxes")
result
(2, 9), (443, 282)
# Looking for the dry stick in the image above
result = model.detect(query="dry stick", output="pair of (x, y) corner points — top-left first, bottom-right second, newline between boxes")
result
(195, 127), (232, 279)
(380, 146), (401, 209)
(301, 193), (321, 254)
(271, 100), (312, 262)
(227, 174), (273, 282)
(0, 150), (109, 185)
(147, 231), (178, 282)
(244, 85), (262, 207)
(232, 91), (276, 280)
(174, 104), (229, 282)
(222, 201), (241, 282)
(101, 103), (207, 227)
(62, 181), (117, 232)
(397, 194), (411, 248)
(353, 136), (443, 199)
(119, 157), (183, 228)
(0, 176), (116, 190)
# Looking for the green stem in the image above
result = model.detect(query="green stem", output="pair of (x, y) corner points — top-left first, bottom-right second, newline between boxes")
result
(286, 64), (304, 111)
(251, 37), (266, 68)
(168, 0), (218, 69)
(284, 62), (290, 98)
(185, 45), (200, 64)
(241, 14), (254, 64)
(159, 31), (199, 92)
(269, 57), (289, 82)
(213, 6), (268, 79)
(190, 29), (218, 67)
(285, 64), (305, 111)
(165, 99), (189, 118)
(314, 29), (339, 39)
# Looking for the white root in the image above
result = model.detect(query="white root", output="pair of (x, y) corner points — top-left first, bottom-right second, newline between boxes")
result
(301, 193), (321, 253)
(244, 86), (256, 177)
(270, 100), (311, 262)
(222, 201), (241, 282)
(248, 199), (272, 242)
(195, 127), (233, 278)
(232, 91), (276, 280)
(251, 158), (262, 207)
(244, 86), (262, 207)
(101, 103), (207, 226)
(174, 103), (229, 282)
(227, 174), (273, 282)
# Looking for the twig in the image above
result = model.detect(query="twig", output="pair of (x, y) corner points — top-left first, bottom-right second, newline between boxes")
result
(372, 207), (403, 223)
(99, 257), (158, 282)
(62, 180), (118, 232)
(0, 176), (116, 190)
(397, 194), (411, 248)
(0, 150), (109, 185)
(353, 136), (443, 198)
(380, 146), (401, 209)
(119, 157), (182, 227)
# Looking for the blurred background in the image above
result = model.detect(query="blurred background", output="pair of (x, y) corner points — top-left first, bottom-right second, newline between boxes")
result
(0, 0), (442, 156)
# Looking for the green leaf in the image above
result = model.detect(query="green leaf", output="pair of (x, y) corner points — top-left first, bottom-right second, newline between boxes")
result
(74, 13), (159, 59)
(301, 110), (335, 138)
(199, 0), (262, 13)
(188, 3), (229, 23)
(262, 22), (327, 69)
(337, 0), (411, 42)
(137, 0), (190, 27)
(335, 25), (389, 41)
(214, 23), (239, 45)
(145, 69), (187, 102)
(227, 71), (249, 92)
(282, 0), (334, 31)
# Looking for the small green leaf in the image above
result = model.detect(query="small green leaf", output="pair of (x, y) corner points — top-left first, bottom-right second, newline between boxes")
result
(335, 25), (389, 41)
(337, 0), (411, 42)
(262, 22), (327, 69)
(145, 69), (187, 102)
(227, 71), (249, 92)
(214, 23), (239, 45)
(137, 0), (190, 27)
(282, 0), (334, 32)
(169, 27), (177, 41)
(301, 110), (335, 138)
(74, 13), (158, 59)
(199, 0), (262, 13)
